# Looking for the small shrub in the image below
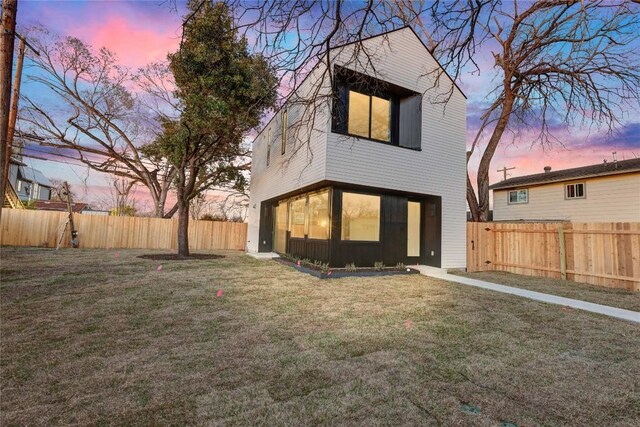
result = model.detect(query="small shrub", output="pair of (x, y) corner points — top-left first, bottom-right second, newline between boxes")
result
(319, 262), (330, 273)
(373, 261), (385, 271)
(345, 263), (357, 272)
(395, 262), (406, 270)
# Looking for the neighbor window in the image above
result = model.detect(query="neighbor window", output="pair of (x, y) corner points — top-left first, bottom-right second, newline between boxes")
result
(17, 180), (22, 192)
(341, 192), (380, 241)
(566, 183), (585, 199)
(347, 90), (391, 142)
(281, 109), (287, 155)
(508, 189), (528, 204)
(266, 128), (271, 167)
(289, 197), (306, 238)
(308, 190), (330, 239)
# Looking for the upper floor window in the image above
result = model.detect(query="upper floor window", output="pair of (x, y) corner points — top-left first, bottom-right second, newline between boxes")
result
(508, 189), (528, 204)
(347, 90), (391, 142)
(281, 109), (287, 155)
(332, 66), (422, 150)
(566, 183), (585, 199)
(266, 128), (271, 167)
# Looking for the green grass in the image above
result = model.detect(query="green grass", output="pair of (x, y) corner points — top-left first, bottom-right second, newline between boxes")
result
(1, 247), (639, 425)
(450, 269), (640, 311)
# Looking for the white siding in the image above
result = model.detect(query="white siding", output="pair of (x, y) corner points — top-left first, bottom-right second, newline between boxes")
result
(248, 28), (467, 269)
(247, 64), (332, 252)
(493, 173), (640, 222)
(324, 29), (468, 268)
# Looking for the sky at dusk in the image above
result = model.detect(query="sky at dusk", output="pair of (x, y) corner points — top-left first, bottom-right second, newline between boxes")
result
(13, 0), (640, 211)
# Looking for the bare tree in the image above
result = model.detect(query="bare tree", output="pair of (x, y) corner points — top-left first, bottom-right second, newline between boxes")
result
(226, 0), (639, 221)
(20, 28), (178, 218)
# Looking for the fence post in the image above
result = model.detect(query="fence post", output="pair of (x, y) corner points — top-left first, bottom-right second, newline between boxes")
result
(558, 225), (567, 280)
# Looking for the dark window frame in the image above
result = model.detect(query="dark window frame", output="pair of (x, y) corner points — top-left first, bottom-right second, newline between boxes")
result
(332, 66), (421, 151)
(565, 182), (586, 200)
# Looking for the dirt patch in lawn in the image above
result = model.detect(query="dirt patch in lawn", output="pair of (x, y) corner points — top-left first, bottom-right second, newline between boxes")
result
(137, 253), (224, 261)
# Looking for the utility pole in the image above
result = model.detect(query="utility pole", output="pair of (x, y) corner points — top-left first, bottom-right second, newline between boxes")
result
(0, 0), (18, 220)
(497, 166), (515, 181)
(63, 181), (79, 248)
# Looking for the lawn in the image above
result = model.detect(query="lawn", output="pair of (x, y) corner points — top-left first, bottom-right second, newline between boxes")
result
(450, 270), (640, 312)
(1, 247), (639, 426)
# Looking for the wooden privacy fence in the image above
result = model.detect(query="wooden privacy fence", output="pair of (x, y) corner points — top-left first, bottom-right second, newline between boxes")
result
(0, 209), (247, 251)
(467, 222), (640, 291)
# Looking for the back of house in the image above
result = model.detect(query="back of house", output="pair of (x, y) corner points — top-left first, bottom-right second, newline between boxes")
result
(247, 27), (467, 269)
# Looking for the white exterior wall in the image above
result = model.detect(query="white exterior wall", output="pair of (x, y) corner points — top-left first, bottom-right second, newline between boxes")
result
(324, 29), (468, 268)
(247, 28), (468, 269)
(247, 64), (332, 252)
(493, 173), (640, 222)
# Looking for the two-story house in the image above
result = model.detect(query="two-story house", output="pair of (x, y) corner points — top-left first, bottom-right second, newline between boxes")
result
(490, 159), (640, 222)
(247, 27), (467, 269)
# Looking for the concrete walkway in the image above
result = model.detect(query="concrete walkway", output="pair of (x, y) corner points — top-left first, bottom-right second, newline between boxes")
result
(415, 266), (640, 324)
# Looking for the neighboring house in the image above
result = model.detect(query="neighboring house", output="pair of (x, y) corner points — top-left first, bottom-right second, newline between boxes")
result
(490, 159), (640, 222)
(8, 161), (53, 202)
(247, 27), (467, 268)
(33, 200), (104, 215)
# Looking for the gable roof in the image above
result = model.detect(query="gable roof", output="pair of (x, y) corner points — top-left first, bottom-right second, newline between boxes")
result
(18, 166), (52, 187)
(253, 26), (466, 143)
(489, 158), (640, 191)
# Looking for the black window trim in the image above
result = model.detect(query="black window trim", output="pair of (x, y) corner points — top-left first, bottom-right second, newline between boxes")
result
(331, 66), (422, 151)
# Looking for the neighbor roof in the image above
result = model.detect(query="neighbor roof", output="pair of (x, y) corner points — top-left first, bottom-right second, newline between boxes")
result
(489, 158), (640, 191)
(34, 200), (89, 213)
(18, 166), (52, 187)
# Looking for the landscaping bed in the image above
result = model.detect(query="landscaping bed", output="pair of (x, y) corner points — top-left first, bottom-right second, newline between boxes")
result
(275, 257), (420, 279)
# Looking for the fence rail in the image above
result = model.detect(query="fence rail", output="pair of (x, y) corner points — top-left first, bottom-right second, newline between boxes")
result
(467, 222), (640, 291)
(0, 209), (247, 251)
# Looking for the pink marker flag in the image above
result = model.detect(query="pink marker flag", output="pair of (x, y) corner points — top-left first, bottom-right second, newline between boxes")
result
(216, 289), (223, 298)
(405, 319), (412, 329)
(157, 265), (163, 271)
(297, 260), (301, 266)
(327, 270), (332, 276)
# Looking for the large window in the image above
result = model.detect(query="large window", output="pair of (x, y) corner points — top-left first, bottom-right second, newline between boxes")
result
(308, 190), (330, 239)
(341, 192), (380, 241)
(289, 197), (306, 238)
(347, 90), (391, 142)
(407, 201), (420, 257)
(508, 189), (528, 204)
(274, 202), (288, 253)
(566, 183), (585, 199)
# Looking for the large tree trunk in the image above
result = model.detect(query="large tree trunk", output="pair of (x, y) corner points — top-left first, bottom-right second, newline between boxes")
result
(473, 94), (515, 222)
(177, 197), (190, 256)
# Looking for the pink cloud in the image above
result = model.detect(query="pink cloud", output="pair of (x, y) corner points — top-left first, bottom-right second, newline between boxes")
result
(71, 16), (180, 69)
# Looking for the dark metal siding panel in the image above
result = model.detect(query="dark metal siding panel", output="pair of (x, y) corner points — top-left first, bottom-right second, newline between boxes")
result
(398, 94), (422, 149)
(288, 238), (306, 259)
(382, 194), (408, 266)
(423, 196), (442, 267)
(258, 202), (274, 252)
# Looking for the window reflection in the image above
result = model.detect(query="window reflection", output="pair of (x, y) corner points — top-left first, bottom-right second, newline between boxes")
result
(341, 192), (380, 241)
(371, 96), (390, 141)
(290, 197), (306, 238)
(308, 190), (330, 239)
(348, 91), (370, 138)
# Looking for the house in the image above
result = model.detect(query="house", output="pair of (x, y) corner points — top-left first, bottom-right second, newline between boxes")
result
(489, 158), (640, 222)
(8, 160), (53, 202)
(247, 27), (467, 268)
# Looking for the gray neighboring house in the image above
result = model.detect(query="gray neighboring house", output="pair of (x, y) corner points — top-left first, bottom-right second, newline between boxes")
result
(8, 159), (53, 202)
